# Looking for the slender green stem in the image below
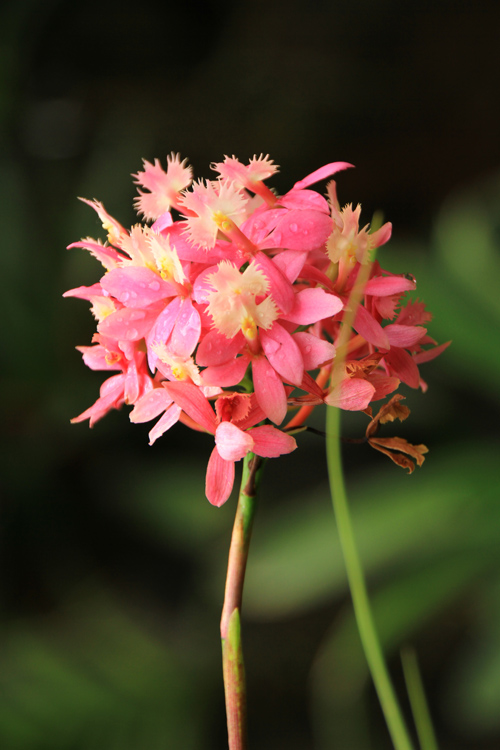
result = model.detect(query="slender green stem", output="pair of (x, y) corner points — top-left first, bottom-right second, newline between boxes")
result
(220, 453), (264, 750)
(326, 404), (414, 750)
(401, 646), (439, 750)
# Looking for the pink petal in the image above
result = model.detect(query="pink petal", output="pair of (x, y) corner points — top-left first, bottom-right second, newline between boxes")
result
(76, 344), (120, 371)
(99, 305), (161, 341)
(282, 287), (343, 325)
(148, 404), (182, 445)
(170, 298), (201, 357)
(163, 381), (217, 432)
(151, 210), (174, 233)
(384, 347), (420, 388)
(385, 324), (427, 348)
(215, 422), (254, 461)
(292, 161), (354, 190)
(412, 340), (451, 364)
(196, 329), (245, 366)
(254, 251), (294, 314)
(299, 263), (336, 292)
(260, 323), (304, 386)
(63, 283), (105, 300)
(266, 209), (332, 251)
(206, 447), (235, 507)
(293, 332), (336, 370)
(250, 425), (297, 457)
(123, 357), (142, 404)
(367, 375), (400, 401)
(300, 371), (327, 399)
(364, 275), (416, 296)
(325, 378), (375, 411)
(71, 374), (125, 426)
(101, 267), (174, 307)
(252, 357), (288, 425)
(165, 224), (241, 264)
(146, 297), (182, 370)
(369, 222), (392, 248)
(353, 304), (390, 350)
(200, 355), (250, 387)
(271, 250), (308, 283)
(234, 397), (267, 430)
(67, 240), (124, 270)
(192, 263), (225, 304)
(241, 208), (285, 245)
(278, 189), (329, 213)
(129, 388), (174, 423)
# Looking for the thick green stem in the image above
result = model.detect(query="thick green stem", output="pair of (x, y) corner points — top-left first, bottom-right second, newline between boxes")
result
(220, 453), (264, 750)
(326, 404), (414, 750)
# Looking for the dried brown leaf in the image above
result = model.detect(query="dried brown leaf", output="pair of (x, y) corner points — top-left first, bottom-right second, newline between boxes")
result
(368, 435), (428, 473)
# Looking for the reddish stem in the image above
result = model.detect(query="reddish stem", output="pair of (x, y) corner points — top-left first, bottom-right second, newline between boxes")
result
(220, 453), (264, 750)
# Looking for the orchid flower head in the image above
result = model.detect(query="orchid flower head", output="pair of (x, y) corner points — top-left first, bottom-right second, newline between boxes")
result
(66, 151), (449, 504)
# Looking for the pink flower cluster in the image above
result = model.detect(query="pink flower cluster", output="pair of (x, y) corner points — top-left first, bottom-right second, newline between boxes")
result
(65, 154), (447, 505)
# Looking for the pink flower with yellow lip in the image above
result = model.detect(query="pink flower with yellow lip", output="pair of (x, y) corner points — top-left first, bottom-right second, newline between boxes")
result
(133, 152), (193, 220)
(196, 258), (343, 424)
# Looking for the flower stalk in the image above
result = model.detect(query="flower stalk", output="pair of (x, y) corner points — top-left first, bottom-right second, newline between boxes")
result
(221, 452), (265, 750)
(326, 255), (415, 750)
(326, 404), (415, 750)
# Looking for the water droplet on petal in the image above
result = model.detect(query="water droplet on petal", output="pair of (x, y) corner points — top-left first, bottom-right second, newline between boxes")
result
(127, 328), (139, 339)
(121, 292), (130, 302)
(149, 280), (161, 291)
(289, 223), (298, 233)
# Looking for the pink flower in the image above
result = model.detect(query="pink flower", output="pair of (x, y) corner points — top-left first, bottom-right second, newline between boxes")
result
(133, 152), (193, 220)
(163, 382), (297, 506)
(178, 179), (249, 250)
(71, 335), (154, 426)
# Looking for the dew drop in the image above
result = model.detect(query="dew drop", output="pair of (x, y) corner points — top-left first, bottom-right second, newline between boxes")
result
(121, 292), (130, 302)
(305, 345), (312, 354)
(149, 280), (161, 291)
(289, 223), (298, 233)
(127, 328), (139, 339)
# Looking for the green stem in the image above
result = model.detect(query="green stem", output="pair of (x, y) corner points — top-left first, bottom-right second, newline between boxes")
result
(220, 453), (264, 750)
(326, 404), (415, 750)
(401, 646), (439, 750)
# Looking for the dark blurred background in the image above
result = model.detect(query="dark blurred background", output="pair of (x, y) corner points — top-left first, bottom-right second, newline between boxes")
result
(2, 1), (500, 749)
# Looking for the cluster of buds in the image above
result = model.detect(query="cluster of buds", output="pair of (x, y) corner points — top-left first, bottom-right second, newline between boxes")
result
(65, 154), (448, 505)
